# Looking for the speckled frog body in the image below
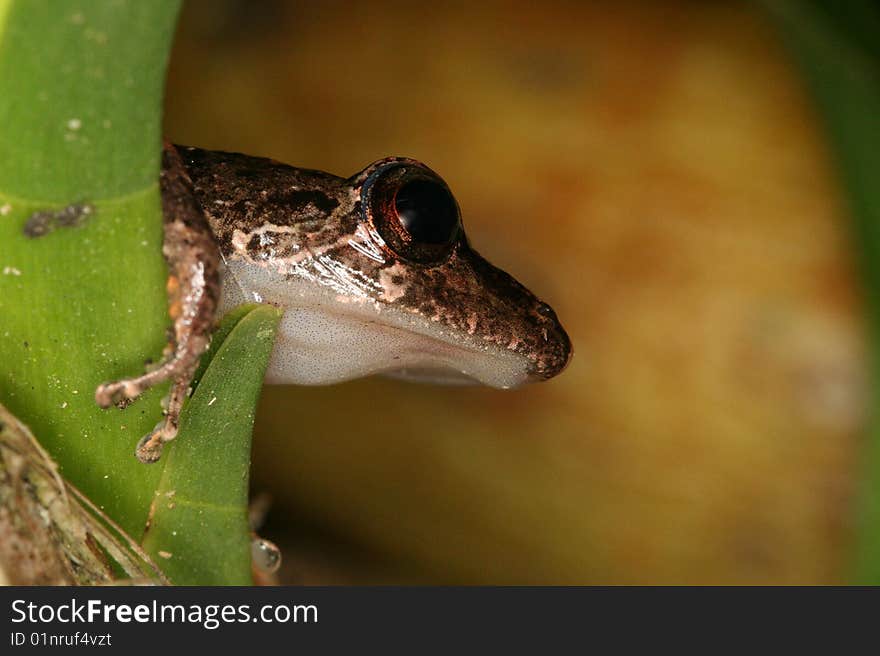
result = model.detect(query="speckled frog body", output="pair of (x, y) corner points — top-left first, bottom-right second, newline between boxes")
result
(95, 144), (572, 462)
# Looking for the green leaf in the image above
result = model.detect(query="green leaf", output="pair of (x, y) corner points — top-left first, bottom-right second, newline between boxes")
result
(0, 1), (282, 585)
(756, 0), (880, 582)
(141, 305), (282, 585)
(0, 1), (180, 537)
(0, 0), (180, 200)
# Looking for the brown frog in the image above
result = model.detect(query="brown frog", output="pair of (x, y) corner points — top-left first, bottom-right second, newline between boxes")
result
(95, 144), (572, 463)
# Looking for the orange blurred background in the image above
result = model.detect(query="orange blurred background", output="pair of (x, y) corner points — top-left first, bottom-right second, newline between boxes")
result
(163, 0), (868, 583)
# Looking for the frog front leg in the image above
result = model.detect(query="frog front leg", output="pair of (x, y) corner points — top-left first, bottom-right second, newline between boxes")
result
(95, 142), (221, 464)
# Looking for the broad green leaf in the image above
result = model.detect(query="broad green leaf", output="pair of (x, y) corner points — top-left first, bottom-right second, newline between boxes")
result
(0, 1), (281, 585)
(0, 1), (180, 538)
(757, 0), (880, 582)
(141, 305), (282, 585)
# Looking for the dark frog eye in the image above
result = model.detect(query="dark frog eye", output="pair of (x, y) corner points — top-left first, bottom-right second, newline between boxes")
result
(363, 161), (461, 264)
(394, 179), (459, 245)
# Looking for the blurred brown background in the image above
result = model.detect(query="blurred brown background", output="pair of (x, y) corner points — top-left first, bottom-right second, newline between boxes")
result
(163, 0), (868, 583)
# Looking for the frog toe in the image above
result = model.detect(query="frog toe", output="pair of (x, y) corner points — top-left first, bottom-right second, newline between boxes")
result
(135, 423), (169, 464)
(95, 380), (143, 409)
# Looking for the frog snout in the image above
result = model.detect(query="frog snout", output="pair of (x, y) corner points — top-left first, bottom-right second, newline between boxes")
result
(528, 303), (573, 381)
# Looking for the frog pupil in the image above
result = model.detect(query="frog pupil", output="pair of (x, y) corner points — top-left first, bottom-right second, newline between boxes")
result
(394, 180), (458, 244)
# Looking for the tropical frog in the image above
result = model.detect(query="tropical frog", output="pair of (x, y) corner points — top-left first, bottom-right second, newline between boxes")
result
(94, 144), (572, 463)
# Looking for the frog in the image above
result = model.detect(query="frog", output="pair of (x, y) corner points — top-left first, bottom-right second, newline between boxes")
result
(94, 143), (572, 463)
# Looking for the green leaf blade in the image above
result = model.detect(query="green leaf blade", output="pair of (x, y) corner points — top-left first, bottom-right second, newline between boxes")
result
(0, 0), (279, 585)
(0, 189), (169, 532)
(0, 0), (181, 537)
(0, 0), (180, 200)
(142, 305), (282, 585)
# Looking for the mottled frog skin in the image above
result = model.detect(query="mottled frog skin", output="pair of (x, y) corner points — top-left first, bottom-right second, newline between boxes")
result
(95, 143), (571, 462)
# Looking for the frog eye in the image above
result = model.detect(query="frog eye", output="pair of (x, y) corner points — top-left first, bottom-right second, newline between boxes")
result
(363, 161), (461, 264)
(394, 179), (459, 245)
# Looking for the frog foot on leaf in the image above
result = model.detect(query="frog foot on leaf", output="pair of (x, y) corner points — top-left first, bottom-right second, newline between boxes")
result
(94, 143), (221, 464)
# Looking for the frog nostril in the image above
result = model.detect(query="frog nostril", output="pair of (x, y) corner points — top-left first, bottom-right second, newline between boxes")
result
(536, 302), (554, 318)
